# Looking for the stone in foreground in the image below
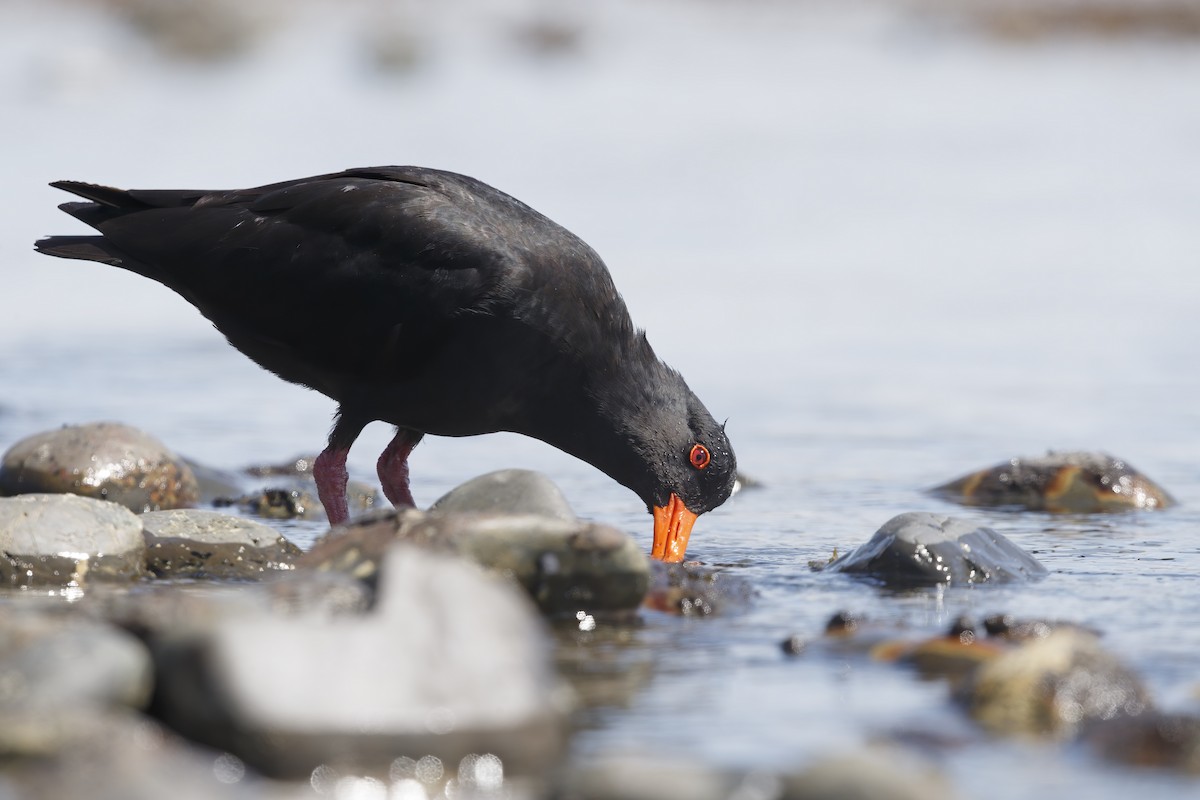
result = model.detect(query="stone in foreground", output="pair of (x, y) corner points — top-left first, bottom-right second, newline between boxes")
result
(827, 512), (1047, 587)
(0, 494), (145, 586)
(140, 509), (301, 579)
(959, 628), (1150, 738)
(931, 451), (1174, 512)
(302, 509), (649, 615)
(0, 613), (153, 720)
(153, 546), (565, 780)
(0, 421), (199, 511)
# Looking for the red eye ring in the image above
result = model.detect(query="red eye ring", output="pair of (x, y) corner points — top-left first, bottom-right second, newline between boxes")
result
(689, 443), (711, 470)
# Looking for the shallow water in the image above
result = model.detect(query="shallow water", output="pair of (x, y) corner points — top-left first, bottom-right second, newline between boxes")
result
(2, 0), (1200, 796)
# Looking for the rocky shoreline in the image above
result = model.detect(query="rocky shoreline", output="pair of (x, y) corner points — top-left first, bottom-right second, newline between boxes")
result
(0, 422), (1196, 797)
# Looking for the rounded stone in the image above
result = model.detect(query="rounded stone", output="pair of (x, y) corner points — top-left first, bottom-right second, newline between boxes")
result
(0, 493), (145, 586)
(140, 509), (301, 579)
(0, 422), (200, 512)
(430, 469), (577, 521)
(827, 512), (1047, 587)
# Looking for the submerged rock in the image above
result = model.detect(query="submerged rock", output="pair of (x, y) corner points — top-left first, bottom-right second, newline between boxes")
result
(959, 628), (1151, 738)
(0, 422), (199, 512)
(302, 507), (649, 615)
(154, 546), (565, 780)
(0, 494), (145, 586)
(826, 512), (1047, 587)
(931, 451), (1174, 512)
(140, 509), (300, 579)
(643, 560), (754, 616)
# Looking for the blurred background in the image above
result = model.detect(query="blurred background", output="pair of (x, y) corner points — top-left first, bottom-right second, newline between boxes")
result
(1, 1), (1199, 794)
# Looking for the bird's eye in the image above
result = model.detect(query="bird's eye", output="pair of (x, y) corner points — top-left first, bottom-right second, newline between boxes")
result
(689, 443), (711, 470)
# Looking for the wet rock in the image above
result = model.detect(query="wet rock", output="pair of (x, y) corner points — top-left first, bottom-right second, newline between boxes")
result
(140, 509), (300, 579)
(642, 560), (754, 616)
(0, 612), (153, 719)
(154, 546), (565, 780)
(931, 451), (1174, 512)
(0, 422), (199, 512)
(959, 628), (1151, 738)
(216, 479), (379, 520)
(0, 494), (145, 586)
(982, 614), (1097, 642)
(1085, 711), (1200, 774)
(826, 512), (1047, 587)
(430, 468), (576, 522)
(301, 507), (649, 615)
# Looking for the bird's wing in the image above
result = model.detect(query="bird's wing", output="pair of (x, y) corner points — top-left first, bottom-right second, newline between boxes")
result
(44, 168), (545, 389)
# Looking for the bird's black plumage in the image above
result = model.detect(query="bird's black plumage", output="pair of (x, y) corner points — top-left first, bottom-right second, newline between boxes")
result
(36, 166), (736, 560)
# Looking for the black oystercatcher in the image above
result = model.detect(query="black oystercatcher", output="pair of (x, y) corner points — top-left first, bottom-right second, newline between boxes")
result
(35, 167), (736, 561)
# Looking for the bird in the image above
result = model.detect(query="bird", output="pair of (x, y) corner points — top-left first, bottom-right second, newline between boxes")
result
(35, 166), (736, 562)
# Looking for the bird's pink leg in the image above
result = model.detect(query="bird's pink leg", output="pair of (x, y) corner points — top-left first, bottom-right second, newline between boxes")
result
(377, 428), (423, 508)
(313, 445), (352, 526)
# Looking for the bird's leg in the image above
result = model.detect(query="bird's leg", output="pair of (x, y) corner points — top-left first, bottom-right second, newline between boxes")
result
(313, 411), (367, 526)
(377, 428), (424, 508)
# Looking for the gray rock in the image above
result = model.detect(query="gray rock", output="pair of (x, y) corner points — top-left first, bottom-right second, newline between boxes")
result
(930, 450), (1174, 512)
(960, 628), (1151, 738)
(301, 507), (649, 615)
(1, 709), (266, 800)
(181, 457), (245, 505)
(140, 509), (300, 579)
(0, 422), (199, 512)
(154, 545), (566, 780)
(431, 468), (576, 521)
(0, 613), (153, 718)
(827, 512), (1047, 587)
(0, 494), (145, 586)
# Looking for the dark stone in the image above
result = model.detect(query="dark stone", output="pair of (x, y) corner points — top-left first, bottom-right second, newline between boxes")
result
(930, 451), (1174, 512)
(430, 468), (576, 522)
(300, 507), (649, 615)
(0, 494), (145, 586)
(0, 422), (199, 512)
(153, 546), (565, 780)
(140, 509), (301, 579)
(827, 512), (1047, 587)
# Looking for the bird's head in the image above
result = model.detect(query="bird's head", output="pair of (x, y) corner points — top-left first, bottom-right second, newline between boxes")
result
(645, 409), (737, 563)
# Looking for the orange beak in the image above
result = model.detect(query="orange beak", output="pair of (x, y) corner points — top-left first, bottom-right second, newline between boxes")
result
(651, 493), (699, 563)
